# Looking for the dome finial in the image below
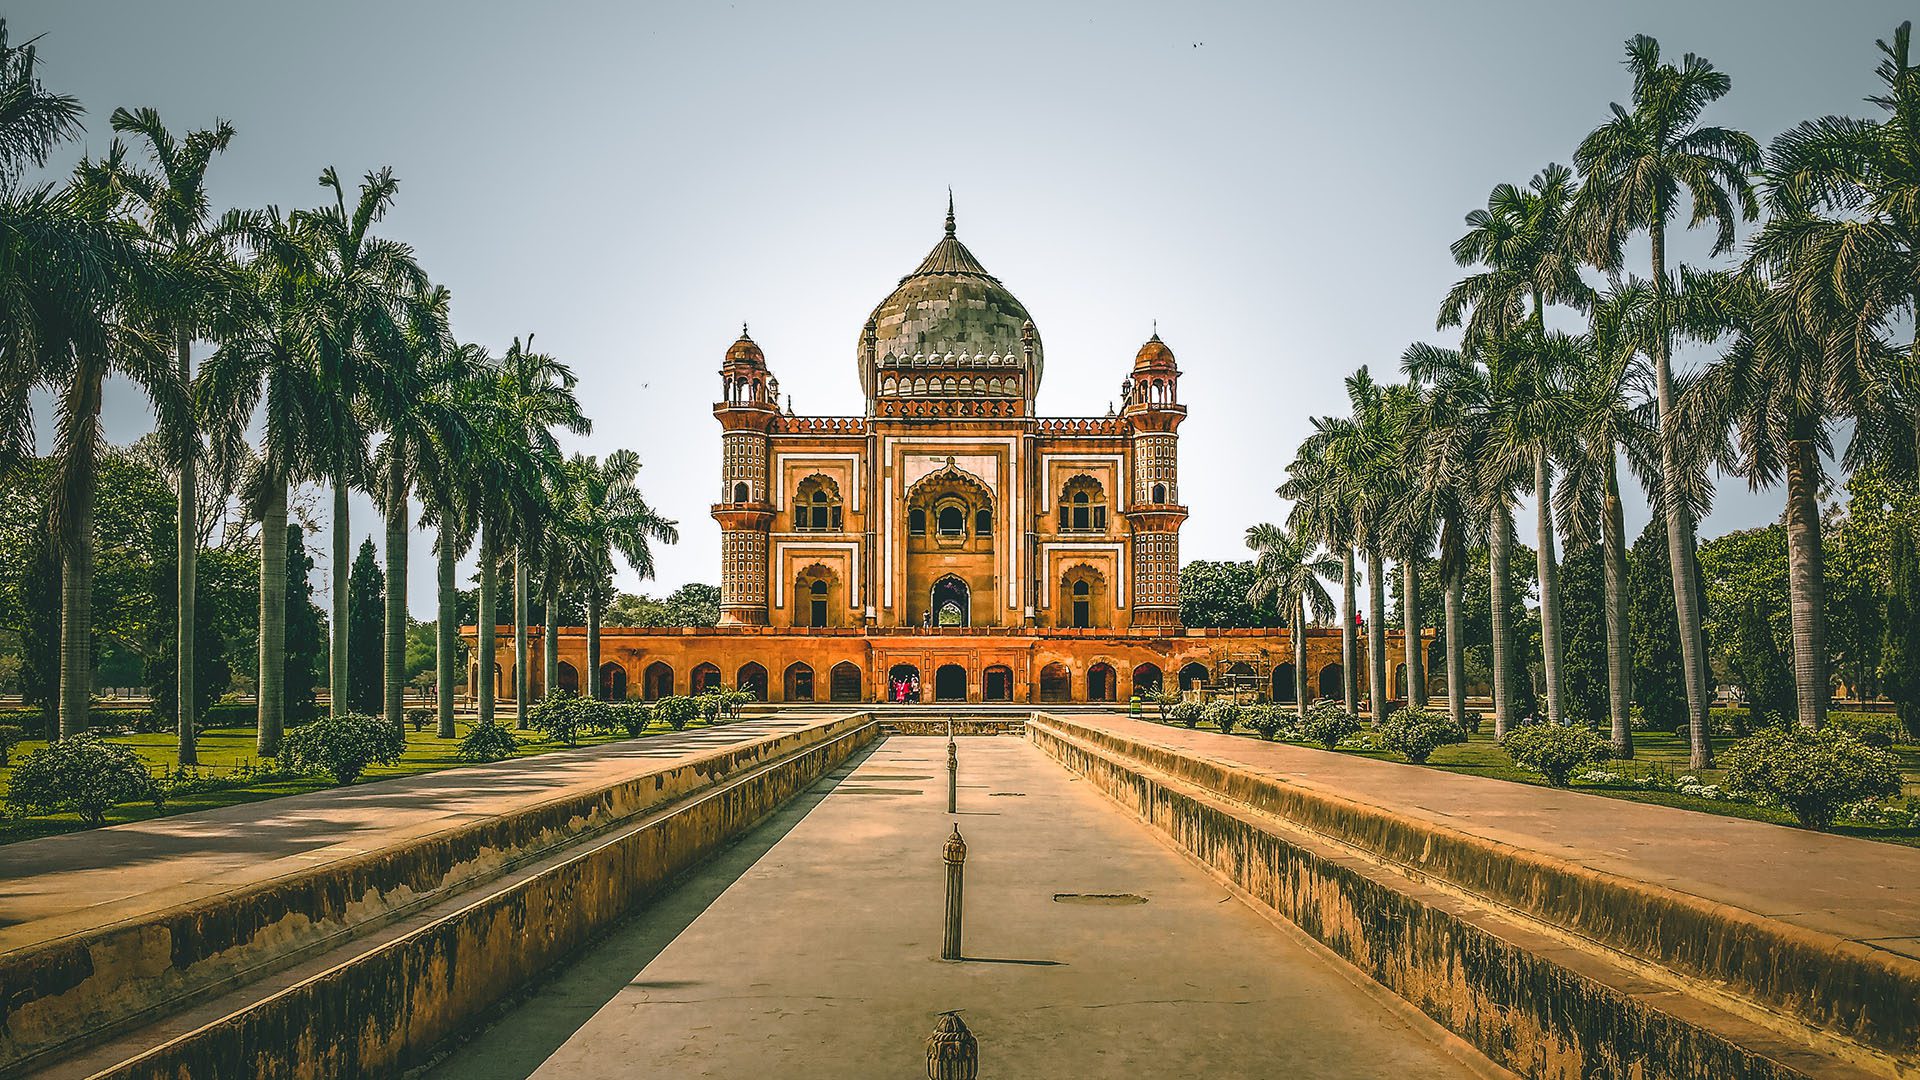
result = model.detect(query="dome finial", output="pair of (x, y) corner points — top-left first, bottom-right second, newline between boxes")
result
(741, 320), (750, 339)
(945, 188), (955, 238)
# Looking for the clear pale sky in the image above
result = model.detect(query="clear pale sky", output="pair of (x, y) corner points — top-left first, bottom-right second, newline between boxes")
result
(14, 1), (1912, 616)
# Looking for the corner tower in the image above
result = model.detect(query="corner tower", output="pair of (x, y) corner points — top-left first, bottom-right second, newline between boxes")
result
(1122, 332), (1187, 628)
(712, 326), (777, 625)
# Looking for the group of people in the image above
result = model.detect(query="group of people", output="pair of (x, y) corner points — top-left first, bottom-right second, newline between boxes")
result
(888, 672), (923, 703)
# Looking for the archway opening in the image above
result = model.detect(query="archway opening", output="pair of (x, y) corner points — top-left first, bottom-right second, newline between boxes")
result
(1132, 663), (1163, 696)
(557, 661), (579, 696)
(887, 663), (921, 703)
(1088, 662), (1116, 703)
(934, 664), (967, 702)
(644, 661), (673, 701)
(931, 575), (969, 627)
(599, 663), (628, 701)
(983, 665), (1014, 702)
(1272, 662), (1297, 704)
(737, 662), (767, 701)
(784, 662), (814, 702)
(1178, 662), (1209, 691)
(1393, 663), (1408, 701)
(691, 662), (722, 696)
(1318, 663), (1344, 700)
(830, 661), (863, 702)
(1039, 662), (1072, 703)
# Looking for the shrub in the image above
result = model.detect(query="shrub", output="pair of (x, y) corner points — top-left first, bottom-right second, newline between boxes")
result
(279, 712), (406, 785)
(526, 691), (585, 746)
(580, 698), (624, 736)
(407, 708), (433, 733)
(1245, 705), (1284, 741)
(1459, 710), (1484, 736)
(1152, 691), (1181, 723)
(612, 702), (652, 737)
(695, 690), (726, 724)
(1720, 727), (1902, 830)
(1500, 724), (1611, 786)
(1828, 712), (1904, 750)
(4, 733), (158, 825)
(1203, 699), (1241, 735)
(1376, 706), (1467, 764)
(655, 695), (698, 731)
(0, 723), (24, 765)
(458, 721), (520, 763)
(1168, 701), (1203, 728)
(1301, 701), (1360, 749)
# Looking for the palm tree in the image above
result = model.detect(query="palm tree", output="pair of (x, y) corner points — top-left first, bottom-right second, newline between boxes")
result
(1399, 358), (1487, 732)
(1679, 271), (1875, 729)
(1281, 427), (1359, 713)
(558, 450), (678, 699)
(414, 343), (486, 738)
(1312, 369), (1407, 721)
(202, 208), (332, 756)
(1754, 22), (1920, 484)
(94, 106), (236, 764)
(1574, 32), (1761, 767)
(294, 166), (427, 718)
(1245, 522), (1337, 717)
(370, 284), (455, 734)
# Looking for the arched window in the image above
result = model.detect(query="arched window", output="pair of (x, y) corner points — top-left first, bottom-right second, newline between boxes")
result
(732, 481), (750, 504)
(974, 507), (992, 536)
(937, 504), (965, 536)
(795, 475), (842, 532)
(1060, 566), (1107, 630)
(1151, 482), (1167, 503)
(1072, 579), (1091, 629)
(909, 507), (927, 535)
(809, 579), (828, 628)
(1058, 476), (1107, 532)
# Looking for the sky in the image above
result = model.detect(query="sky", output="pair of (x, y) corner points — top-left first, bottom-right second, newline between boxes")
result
(12, 0), (1914, 617)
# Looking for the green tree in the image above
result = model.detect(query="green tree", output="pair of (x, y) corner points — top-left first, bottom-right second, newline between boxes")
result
(1244, 524), (1338, 717)
(1699, 526), (1792, 728)
(1574, 32), (1761, 767)
(282, 523), (325, 727)
(1883, 525), (1920, 737)
(1628, 516), (1701, 732)
(1178, 560), (1280, 628)
(556, 450), (677, 700)
(1557, 540), (1610, 728)
(344, 537), (384, 715)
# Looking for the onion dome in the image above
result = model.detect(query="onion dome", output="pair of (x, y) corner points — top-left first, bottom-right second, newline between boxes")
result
(860, 194), (1042, 399)
(724, 323), (766, 370)
(1133, 330), (1177, 372)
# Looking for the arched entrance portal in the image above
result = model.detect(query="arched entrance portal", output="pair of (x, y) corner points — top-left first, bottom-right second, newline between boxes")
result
(934, 664), (967, 702)
(643, 661), (673, 701)
(887, 663), (921, 703)
(737, 663), (767, 701)
(983, 665), (1013, 702)
(557, 662), (579, 695)
(830, 661), (863, 702)
(1318, 663), (1344, 700)
(931, 575), (969, 627)
(1272, 663), (1297, 704)
(599, 663), (628, 701)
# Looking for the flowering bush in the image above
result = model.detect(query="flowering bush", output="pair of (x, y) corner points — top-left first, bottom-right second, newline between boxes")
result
(280, 713), (407, 785)
(1301, 701), (1361, 750)
(1500, 724), (1611, 786)
(4, 733), (158, 825)
(654, 695), (698, 731)
(1168, 701), (1204, 729)
(1376, 706), (1466, 764)
(611, 702), (652, 737)
(1245, 705), (1285, 741)
(1720, 726), (1903, 830)
(458, 721), (519, 763)
(526, 691), (585, 746)
(1151, 691), (1181, 723)
(1202, 699), (1242, 735)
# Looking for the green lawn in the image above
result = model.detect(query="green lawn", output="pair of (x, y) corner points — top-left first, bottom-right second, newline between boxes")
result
(0, 715), (725, 847)
(1150, 716), (1920, 848)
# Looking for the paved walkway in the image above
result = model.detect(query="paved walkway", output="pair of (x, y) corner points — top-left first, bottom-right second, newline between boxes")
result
(1064, 713), (1920, 962)
(428, 737), (1494, 1079)
(0, 715), (827, 953)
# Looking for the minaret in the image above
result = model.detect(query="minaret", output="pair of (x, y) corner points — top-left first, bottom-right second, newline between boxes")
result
(712, 325), (776, 625)
(1122, 331), (1188, 628)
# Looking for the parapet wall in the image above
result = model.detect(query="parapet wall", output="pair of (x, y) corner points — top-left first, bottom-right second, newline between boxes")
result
(1027, 713), (1918, 1080)
(0, 714), (875, 1079)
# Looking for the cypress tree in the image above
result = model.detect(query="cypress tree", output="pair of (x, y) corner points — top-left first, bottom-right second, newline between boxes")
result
(1883, 525), (1920, 739)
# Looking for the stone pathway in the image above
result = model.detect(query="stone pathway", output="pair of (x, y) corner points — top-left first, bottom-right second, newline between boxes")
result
(0, 715), (825, 953)
(428, 737), (1494, 1079)
(1067, 713), (1920, 962)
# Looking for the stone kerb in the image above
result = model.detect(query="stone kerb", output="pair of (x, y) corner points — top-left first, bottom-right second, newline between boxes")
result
(0, 713), (870, 1078)
(1026, 713), (1920, 1079)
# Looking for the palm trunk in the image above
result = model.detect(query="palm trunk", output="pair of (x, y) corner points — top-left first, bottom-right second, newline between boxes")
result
(257, 473), (288, 756)
(1784, 433), (1829, 728)
(1294, 594), (1308, 718)
(1400, 556), (1426, 708)
(436, 523), (457, 739)
(1650, 213), (1714, 769)
(1366, 547), (1388, 722)
(330, 480), (349, 718)
(542, 574), (558, 701)
(384, 442), (408, 736)
(1341, 545), (1358, 716)
(1489, 504), (1513, 738)
(1601, 459), (1633, 756)
(175, 329), (198, 764)
(1535, 451), (1566, 724)
(587, 588), (603, 701)
(57, 366), (104, 739)
(477, 520), (497, 728)
(1443, 566), (1465, 730)
(513, 548), (530, 726)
